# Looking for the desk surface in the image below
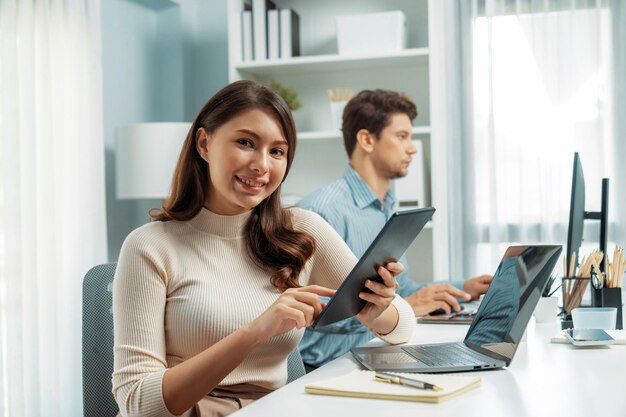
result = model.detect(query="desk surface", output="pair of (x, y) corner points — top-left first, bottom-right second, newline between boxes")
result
(231, 319), (626, 417)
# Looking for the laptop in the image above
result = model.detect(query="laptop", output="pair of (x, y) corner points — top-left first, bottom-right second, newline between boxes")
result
(351, 245), (562, 373)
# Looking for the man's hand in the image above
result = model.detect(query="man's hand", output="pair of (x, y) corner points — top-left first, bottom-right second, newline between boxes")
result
(463, 275), (493, 300)
(404, 284), (471, 316)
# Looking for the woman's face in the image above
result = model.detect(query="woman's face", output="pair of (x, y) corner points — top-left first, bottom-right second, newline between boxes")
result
(197, 108), (289, 215)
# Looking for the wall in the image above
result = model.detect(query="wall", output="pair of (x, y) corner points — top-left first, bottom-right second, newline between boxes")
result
(102, 0), (229, 261)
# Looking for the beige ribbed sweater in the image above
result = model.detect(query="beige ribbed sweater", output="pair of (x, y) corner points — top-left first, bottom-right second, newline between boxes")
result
(112, 207), (414, 417)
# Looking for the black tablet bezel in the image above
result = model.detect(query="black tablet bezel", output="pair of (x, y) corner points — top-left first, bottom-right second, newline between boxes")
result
(311, 207), (435, 328)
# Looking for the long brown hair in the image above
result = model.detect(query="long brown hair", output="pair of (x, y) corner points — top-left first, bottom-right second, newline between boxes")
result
(151, 80), (315, 291)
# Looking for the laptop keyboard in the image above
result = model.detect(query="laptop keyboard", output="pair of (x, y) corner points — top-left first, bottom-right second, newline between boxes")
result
(402, 342), (490, 367)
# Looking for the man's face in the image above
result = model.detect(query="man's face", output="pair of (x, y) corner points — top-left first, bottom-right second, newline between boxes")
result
(371, 113), (417, 180)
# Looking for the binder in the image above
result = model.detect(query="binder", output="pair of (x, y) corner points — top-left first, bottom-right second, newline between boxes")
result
(279, 9), (300, 58)
(267, 9), (280, 60)
(305, 370), (480, 403)
(241, 10), (253, 61)
(252, 0), (275, 61)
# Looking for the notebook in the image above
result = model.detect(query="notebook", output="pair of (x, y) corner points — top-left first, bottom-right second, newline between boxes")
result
(305, 370), (480, 403)
(352, 245), (562, 373)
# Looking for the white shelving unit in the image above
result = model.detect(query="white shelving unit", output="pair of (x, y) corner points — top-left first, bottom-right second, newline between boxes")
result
(227, 0), (448, 282)
(234, 48), (429, 77)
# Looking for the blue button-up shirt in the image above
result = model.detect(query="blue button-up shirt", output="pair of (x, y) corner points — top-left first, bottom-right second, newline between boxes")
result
(297, 165), (462, 367)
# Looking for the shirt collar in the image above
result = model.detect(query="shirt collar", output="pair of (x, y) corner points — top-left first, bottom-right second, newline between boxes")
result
(344, 164), (396, 211)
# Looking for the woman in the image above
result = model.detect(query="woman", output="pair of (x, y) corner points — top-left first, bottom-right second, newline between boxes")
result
(112, 80), (415, 417)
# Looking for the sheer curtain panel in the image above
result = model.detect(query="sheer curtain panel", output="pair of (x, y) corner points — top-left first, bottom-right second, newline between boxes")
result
(433, 0), (624, 279)
(0, 1), (107, 416)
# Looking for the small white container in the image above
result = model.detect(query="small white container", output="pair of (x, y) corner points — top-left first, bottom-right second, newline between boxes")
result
(533, 296), (558, 323)
(336, 11), (407, 56)
(571, 307), (617, 329)
(329, 101), (347, 131)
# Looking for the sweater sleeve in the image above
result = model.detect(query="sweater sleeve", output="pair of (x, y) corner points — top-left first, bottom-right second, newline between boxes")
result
(112, 226), (175, 417)
(373, 295), (415, 345)
(291, 208), (358, 289)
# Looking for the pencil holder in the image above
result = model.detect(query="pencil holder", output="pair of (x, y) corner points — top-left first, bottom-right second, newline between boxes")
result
(600, 288), (623, 329)
(559, 313), (573, 330)
(590, 270), (606, 307)
(561, 276), (592, 316)
(329, 101), (347, 131)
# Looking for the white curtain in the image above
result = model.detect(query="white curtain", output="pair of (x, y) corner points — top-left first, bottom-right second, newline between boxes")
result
(434, 0), (624, 278)
(0, 1), (107, 416)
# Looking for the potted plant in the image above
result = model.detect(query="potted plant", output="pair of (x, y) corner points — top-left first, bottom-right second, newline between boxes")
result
(268, 80), (302, 111)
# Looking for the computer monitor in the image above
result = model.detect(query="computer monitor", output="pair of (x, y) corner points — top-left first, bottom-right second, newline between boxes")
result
(566, 153), (585, 276)
(565, 152), (609, 278)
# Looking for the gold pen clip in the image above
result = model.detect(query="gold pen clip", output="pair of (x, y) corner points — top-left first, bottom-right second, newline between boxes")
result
(375, 375), (401, 384)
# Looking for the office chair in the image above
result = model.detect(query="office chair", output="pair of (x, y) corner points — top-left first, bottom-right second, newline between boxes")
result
(82, 263), (306, 417)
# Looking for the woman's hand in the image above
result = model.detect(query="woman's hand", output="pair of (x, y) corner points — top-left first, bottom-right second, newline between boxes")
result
(356, 261), (403, 329)
(246, 285), (335, 344)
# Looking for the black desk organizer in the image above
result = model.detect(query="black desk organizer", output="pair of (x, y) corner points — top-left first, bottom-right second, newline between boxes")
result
(592, 287), (623, 330)
(560, 275), (623, 330)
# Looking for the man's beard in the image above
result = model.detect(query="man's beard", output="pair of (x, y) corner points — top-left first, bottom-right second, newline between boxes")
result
(389, 168), (408, 180)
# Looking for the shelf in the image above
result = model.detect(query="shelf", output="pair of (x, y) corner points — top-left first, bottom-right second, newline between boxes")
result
(297, 126), (431, 141)
(235, 48), (429, 78)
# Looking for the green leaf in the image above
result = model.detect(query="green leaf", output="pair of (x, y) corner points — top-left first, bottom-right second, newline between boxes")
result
(268, 80), (302, 111)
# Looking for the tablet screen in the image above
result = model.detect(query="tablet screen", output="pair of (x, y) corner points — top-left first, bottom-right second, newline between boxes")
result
(312, 207), (435, 328)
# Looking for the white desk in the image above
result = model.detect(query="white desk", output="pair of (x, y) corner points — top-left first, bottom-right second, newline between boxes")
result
(231, 319), (626, 417)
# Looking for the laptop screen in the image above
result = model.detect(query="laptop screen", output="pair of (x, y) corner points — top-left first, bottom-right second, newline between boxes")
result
(464, 245), (562, 361)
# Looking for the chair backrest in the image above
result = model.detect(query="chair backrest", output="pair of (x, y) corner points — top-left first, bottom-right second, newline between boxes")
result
(82, 263), (306, 416)
(286, 345), (306, 383)
(82, 263), (118, 417)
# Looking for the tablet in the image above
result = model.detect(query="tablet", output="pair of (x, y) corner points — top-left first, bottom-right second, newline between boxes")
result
(312, 207), (435, 328)
(564, 329), (615, 346)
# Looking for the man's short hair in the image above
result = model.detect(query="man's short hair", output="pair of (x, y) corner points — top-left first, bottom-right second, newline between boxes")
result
(342, 89), (417, 158)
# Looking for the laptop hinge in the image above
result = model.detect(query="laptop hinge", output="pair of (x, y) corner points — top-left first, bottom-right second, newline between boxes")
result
(464, 341), (512, 365)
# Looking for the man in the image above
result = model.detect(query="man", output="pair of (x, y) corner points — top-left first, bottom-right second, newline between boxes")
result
(297, 89), (493, 370)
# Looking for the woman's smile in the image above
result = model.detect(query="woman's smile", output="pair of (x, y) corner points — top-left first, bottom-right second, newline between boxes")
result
(235, 175), (268, 193)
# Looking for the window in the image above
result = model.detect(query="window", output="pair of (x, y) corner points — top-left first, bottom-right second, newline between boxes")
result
(469, 8), (614, 272)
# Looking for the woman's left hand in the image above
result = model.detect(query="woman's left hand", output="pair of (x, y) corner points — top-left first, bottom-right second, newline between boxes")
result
(356, 261), (403, 326)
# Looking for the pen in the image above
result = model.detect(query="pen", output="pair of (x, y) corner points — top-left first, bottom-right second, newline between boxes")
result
(374, 372), (443, 391)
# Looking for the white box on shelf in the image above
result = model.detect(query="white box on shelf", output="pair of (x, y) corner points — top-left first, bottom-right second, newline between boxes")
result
(336, 11), (407, 56)
(394, 139), (424, 208)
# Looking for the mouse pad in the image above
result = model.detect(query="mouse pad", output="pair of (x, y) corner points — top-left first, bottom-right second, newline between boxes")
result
(312, 207), (435, 329)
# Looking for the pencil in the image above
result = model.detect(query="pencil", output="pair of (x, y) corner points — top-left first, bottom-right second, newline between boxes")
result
(569, 252), (576, 277)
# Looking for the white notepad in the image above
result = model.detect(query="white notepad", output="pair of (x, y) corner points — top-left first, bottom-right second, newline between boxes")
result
(305, 370), (480, 403)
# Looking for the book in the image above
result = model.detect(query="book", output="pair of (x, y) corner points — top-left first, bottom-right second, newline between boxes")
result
(252, 0), (275, 61)
(279, 9), (300, 58)
(394, 139), (425, 208)
(267, 9), (280, 60)
(305, 370), (480, 403)
(241, 10), (253, 61)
